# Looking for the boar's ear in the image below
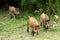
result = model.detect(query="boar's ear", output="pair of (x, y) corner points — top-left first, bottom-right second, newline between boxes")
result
(16, 8), (19, 10)
(16, 8), (19, 11)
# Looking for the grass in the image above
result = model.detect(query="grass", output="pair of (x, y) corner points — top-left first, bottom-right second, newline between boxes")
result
(0, 10), (60, 40)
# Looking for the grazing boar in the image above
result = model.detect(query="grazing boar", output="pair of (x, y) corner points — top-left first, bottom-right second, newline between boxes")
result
(40, 12), (50, 30)
(9, 6), (19, 18)
(27, 16), (39, 36)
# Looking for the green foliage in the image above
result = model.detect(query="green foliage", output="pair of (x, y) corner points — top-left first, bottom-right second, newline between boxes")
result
(18, 0), (57, 15)
(21, 0), (27, 7)
(0, 0), (57, 15)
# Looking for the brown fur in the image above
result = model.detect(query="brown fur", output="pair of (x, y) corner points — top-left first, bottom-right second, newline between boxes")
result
(27, 16), (39, 36)
(40, 13), (50, 30)
(9, 6), (19, 18)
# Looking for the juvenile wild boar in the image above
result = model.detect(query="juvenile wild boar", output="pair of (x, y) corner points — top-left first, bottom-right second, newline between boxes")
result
(27, 16), (39, 36)
(40, 13), (50, 30)
(9, 6), (19, 18)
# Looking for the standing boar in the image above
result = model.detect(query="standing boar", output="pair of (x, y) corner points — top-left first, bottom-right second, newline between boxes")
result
(9, 6), (19, 18)
(27, 16), (39, 36)
(40, 13), (50, 30)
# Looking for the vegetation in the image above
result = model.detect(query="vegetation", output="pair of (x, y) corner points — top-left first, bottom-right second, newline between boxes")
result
(0, 0), (60, 40)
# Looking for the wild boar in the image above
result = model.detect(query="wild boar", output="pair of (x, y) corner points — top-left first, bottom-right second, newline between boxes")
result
(9, 6), (19, 18)
(27, 16), (39, 36)
(40, 12), (50, 30)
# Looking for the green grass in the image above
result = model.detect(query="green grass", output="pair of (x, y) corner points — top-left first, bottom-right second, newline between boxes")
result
(0, 10), (60, 40)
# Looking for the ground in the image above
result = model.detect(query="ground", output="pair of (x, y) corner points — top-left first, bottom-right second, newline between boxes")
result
(0, 10), (60, 40)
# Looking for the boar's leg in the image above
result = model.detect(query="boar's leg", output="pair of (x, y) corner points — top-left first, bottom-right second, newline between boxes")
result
(10, 15), (13, 18)
(40, 22), (43, 27)
(27, 23), (29, 32)
(27, 27), (29, 32)
(10, 14), (13, 18)
(32, 31), (35, 36)
(11, 14), (15, 18)
(37, 31), (39, 35)
(14, 14), (17, 18)
(40, 22), (42, 26)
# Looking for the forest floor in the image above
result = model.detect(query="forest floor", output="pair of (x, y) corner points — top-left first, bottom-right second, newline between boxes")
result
(0, 10), (60, 40)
